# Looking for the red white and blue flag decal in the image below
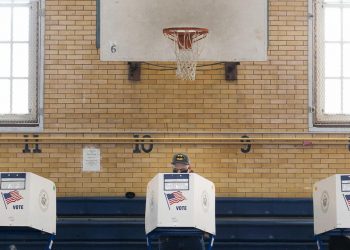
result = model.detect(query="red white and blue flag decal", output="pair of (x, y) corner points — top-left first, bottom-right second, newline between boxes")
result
(2, 190), (23, 205)
(165, 191), (186, 207)
(343, 194), (350, 211)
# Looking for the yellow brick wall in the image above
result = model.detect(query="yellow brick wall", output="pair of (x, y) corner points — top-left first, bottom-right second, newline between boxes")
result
(1, 0), (347, 198)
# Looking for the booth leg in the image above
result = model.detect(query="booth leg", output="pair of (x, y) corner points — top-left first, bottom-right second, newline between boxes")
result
(146, 236), (152, 250)
(315, 235), (323, 250)
(207, 235), (214, 250)
(46, 234), (55, 250)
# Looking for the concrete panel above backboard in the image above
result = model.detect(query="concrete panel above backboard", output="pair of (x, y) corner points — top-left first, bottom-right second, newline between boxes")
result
(100, 0), (268, 62)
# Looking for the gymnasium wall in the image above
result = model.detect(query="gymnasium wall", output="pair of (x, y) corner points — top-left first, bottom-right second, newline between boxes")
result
(1, 0), (344, 198)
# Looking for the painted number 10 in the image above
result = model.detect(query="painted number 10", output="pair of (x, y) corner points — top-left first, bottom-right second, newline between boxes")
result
(133, 134), (153, 153)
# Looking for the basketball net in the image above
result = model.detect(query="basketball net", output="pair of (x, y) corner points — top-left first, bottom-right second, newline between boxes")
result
(163, 28), (208, 81)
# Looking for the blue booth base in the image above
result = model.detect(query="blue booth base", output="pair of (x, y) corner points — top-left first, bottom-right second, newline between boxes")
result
(146, 227), (215, 250)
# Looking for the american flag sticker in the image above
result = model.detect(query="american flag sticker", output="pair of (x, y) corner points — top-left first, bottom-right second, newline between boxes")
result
(343, 194), (350, 211)
(1, 190), (23, 209)
(164, 191), (186, 209)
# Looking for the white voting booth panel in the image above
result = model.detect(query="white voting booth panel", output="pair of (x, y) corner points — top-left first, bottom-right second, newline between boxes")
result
(0, 172), (56, 234)
(145, 173), (215, 235)
(313, 174), (350, 235)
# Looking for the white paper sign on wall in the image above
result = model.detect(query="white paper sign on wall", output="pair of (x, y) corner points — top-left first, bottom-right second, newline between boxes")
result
(83, 147), (101, 172)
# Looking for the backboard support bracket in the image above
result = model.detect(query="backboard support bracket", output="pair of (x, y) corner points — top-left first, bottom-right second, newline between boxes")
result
(128, 62), (141, 81)
(225, 62), (240, 81)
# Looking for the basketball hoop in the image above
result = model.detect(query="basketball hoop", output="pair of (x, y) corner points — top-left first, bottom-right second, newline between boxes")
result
(163, 27), (208, 80)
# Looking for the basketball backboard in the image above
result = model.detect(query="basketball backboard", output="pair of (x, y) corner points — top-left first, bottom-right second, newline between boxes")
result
(100, 0), (268, 62)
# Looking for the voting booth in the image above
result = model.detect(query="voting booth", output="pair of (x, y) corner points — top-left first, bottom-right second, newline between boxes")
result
(0, 172), (56, 249)
(145, 173), (215, 249)
(313, 174), (350, 249)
